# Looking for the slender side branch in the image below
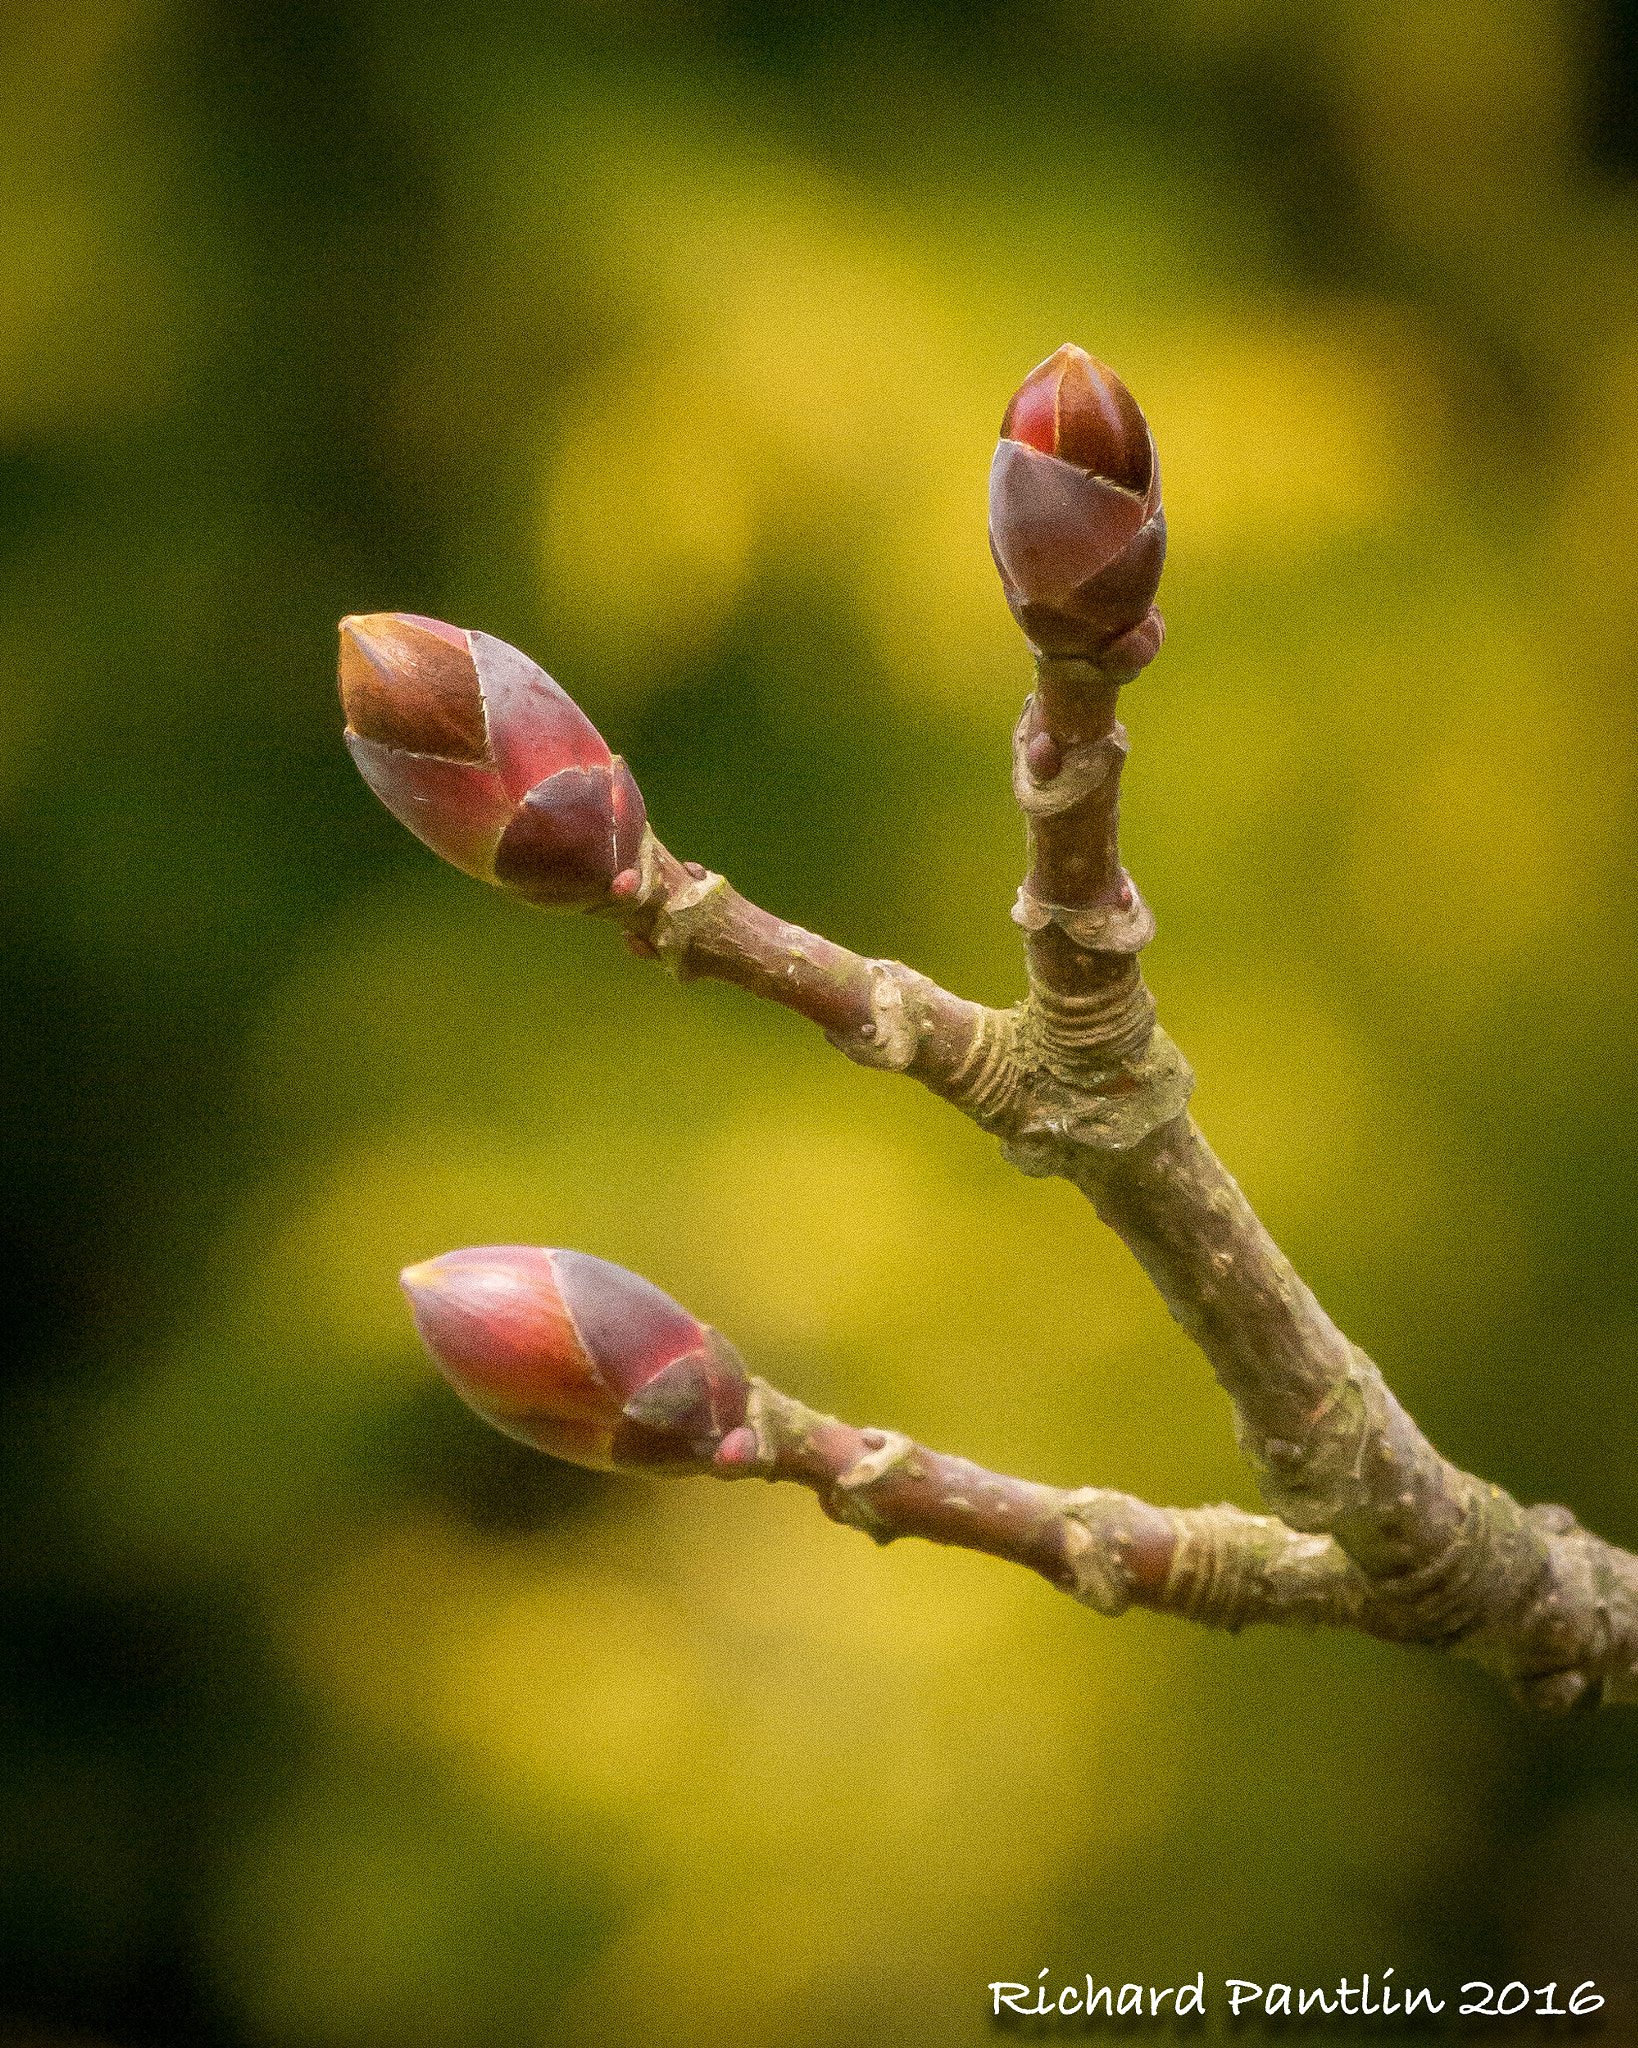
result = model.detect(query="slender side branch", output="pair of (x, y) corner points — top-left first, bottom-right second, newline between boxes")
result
(401, 1243), (1638, 1700)
(721, 1379), (1638, 1704)
(721, 1376), (1638, 1709)
(721, 1376), (1368, 1633)
(609, 830), (1050, 1133)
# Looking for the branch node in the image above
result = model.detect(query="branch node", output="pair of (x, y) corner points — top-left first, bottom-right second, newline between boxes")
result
(1361, 1493), (1508, 1645)
(632, 824), (668, 908)
(936, 1004), (1028, 1129)
(1024, 970), (1158, 1075)
(1010, 704), (1124, 819)
(836, 1428), (922, 1492)
(649, 862), (729, 980)
(823, 961), (921, 1072)
(1003, 1026), (1194, 1168)
(1162, 1507), (1252, 1630)
(739, 1378), (794, 1473)
(1060, 1495), (1138, 1616)
(1011, 880), (1156, 954)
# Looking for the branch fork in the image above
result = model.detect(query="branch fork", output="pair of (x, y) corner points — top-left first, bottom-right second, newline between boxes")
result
(345, 344), (1638, 1714)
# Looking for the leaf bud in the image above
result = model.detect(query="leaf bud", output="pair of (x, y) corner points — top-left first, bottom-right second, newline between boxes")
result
(338, 614), (646, 905)
(400, 1246), (749, 1472)
(988, 345), (1166, 675)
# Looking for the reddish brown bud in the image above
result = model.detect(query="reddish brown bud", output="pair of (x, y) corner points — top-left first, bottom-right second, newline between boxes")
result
(989, 346), (1166, 675)
(400, 1246), (749, 1472)
(338, 615), (647, 906)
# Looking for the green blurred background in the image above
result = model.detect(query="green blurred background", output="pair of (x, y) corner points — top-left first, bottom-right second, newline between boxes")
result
(5, 1), (1638, 2041)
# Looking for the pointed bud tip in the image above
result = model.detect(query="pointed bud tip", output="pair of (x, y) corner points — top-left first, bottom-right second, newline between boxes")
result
(341, 611), (469, 650)
(400, 1245), (616, 1465)
(338, 612), (489, 761)
(999, 344), (1153, 497)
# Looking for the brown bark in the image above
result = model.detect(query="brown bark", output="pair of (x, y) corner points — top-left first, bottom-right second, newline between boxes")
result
(587, 652), (1638, 1714)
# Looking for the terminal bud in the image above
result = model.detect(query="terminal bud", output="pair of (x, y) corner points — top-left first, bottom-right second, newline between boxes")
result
(339, 614), (645, 905)
(401, 1246), (749, 1472)
(988, 345), (1166, 675)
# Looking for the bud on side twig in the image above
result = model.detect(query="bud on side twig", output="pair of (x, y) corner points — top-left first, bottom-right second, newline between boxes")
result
(988, 346), (1166, 675)
(338, 614), (646, 905)
(400, 1246), (750, 1472)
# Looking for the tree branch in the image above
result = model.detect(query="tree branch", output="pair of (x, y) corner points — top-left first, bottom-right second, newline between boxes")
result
(587, 658), (1638, 1714)
(343, 349), (1638, 1714)
(716, 1374), (1368, 1633)
(706, 1375), (1638, 1709)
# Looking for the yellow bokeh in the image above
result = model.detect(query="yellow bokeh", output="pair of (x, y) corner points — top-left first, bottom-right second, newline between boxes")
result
(540, 353), (760, 677)
(0, 0), (180, 434)
(276, 1492), (1185, 2044)
(1347, 658), (1633, 1011)
(18, 6), (1638, 2040)
(1139, 301), (1450, 564)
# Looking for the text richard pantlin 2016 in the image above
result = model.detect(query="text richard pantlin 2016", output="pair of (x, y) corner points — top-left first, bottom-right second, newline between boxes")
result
(988, 1970), (1606, 2021)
